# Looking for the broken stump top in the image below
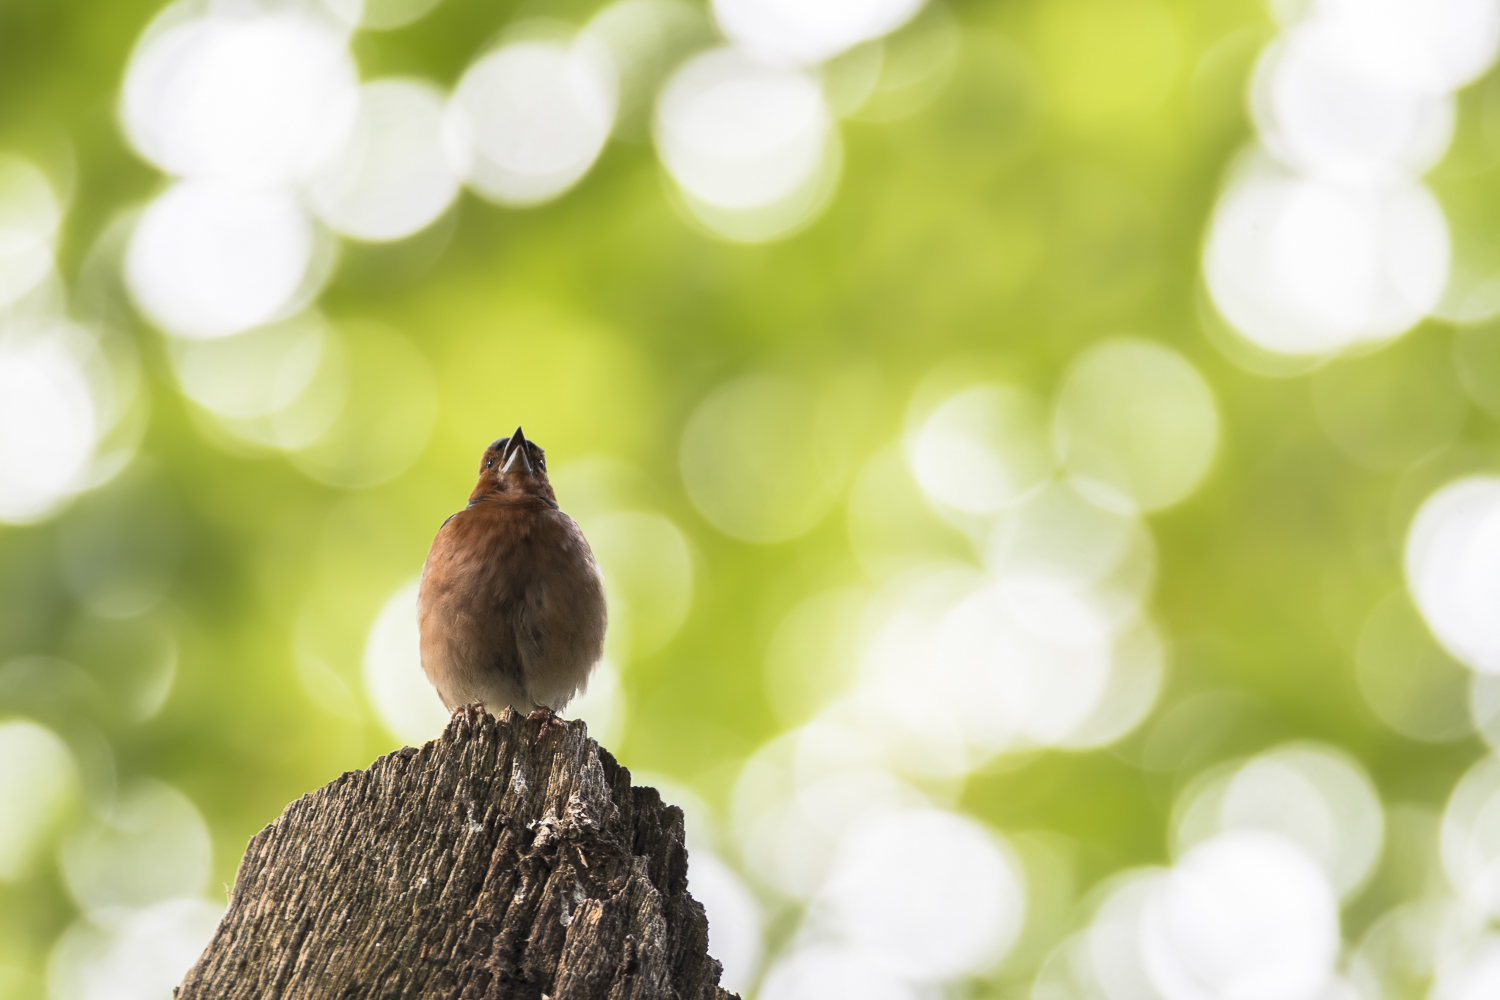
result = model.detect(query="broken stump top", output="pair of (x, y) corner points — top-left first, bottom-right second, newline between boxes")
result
(176, 707), (738, 1000)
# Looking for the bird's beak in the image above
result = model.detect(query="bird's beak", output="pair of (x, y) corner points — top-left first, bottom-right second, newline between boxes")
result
(501, 426), (532, 474)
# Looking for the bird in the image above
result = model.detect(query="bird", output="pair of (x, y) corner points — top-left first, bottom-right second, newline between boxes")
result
(417, 427), (607, 733)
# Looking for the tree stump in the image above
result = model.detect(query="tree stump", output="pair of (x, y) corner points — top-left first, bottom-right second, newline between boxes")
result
(176, 706), (739, 1000)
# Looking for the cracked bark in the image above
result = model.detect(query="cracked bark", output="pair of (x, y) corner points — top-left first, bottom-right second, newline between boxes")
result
(175, 707), (739, 1000)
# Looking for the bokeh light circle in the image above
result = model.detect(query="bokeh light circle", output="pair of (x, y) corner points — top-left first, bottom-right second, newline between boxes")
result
(1253, 26), (1455, 183)
(1172, 743), (1385, 898)
(321, 0), (445, 32)
(680, 373), (850, 543)
(909, 384), (1052, 516)
(710, 0), (926, 66)
(1204, 158), (1449, 356)
(0, 155), (61, 308)
(59, 778), (212, 914)
(729, 726), (931, 898)
(1308, 0), (1500, 96)
(48, 898), (224, 1000)
(656, 47), (839, 239)
(1141, 831), (1340, 1000)
(287, 322), (436, 489)
(812, 808), (1026, 979)
(562, 658), (625, 748)
(168, 311), (334, 421)
(0, 323), (101, 523)
(1059, 619), (1167, 751)
(126, 181), (317, 340)
(758, 943), (922, 1000)
(983, 480), (1158, 621)
(0, 720), (77, 881)
(1356, 589), (1474, 742)
(686, 851), (763, 993)
(174, 313), (348, 452)
(1440, 754), (1500, 918)
(933, 581), (1115, 751)
(656, 48), (827, 208)
(445, 37), (617, 207)
(1431, 937), (1500, 1000)
(582, 510), (694, 656)
(582, 0), (713, 141)
(1079, 871), (1167, 1000)
(364, 578), (450, 746)
(308, 78), (460, 242)
(764, 586), (868, 727)
(1405, 477), (1500, 675)
(121, 7), (359, 185)
(1054, 338), (1219, 512)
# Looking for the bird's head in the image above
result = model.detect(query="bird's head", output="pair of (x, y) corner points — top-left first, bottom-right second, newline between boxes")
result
(472, 426), (555, 504)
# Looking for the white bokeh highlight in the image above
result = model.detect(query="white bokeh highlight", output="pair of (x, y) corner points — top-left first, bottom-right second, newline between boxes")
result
(655, 47), (839, 241)
(1141, 832), (1340, 1000)
(1308, 0), (1500, 95)
(983, 479), (1157, 618)
(730, 722), (930, 899)
(1406, 477), (1500, 675)
(909, 384), (1052, 517)
(1053, 339), (1219, 513)
(0, 319), (132, 524)
(759, 943), (922, 1000)
(1432, 936), (1500, 1000)
(0, 721), (78, 881)
(582, 510), (694, 657)
(562, 658), (625, 749)
(126, 181), (317, 340)
(121, 6), (358, 185)
(582, 0), (712, 140)
(933, 582), (1115, 751)
(308, 78), (460, 241)
(1252, 27), (1455, 184)
(0, 155), (61, 308)
(711, 0), (926, 66)
(445, 36), (618, 207)
(364, 578), (450, 746)
(1201, 0), (1490, 360)
(1204, 159), (1449, 357)
(168, 312), (338, 427)
(809, 808), (1026, 981)
(0, 328), (98, 521)
(1173, 743), (1385, 898)
(686, 851), (763, 993)
(48, 898), (224, 1000)
(856, 566), (1164, 769)
(1441, 754), (1500, 918)
(322, 0), (445, 32)
(59, 778), (213, 915)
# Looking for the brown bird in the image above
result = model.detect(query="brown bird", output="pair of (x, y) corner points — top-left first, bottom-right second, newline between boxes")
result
(417, 427), (607, 729)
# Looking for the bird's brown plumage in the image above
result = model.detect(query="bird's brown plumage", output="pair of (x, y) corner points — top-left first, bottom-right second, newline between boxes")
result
(417, 430), (606, 715)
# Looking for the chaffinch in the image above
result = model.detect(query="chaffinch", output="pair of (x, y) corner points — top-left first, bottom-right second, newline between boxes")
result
(417, 427), (607, 731)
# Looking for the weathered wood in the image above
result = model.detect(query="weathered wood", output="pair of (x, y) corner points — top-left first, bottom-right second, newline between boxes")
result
(176, 707), (738, 1000)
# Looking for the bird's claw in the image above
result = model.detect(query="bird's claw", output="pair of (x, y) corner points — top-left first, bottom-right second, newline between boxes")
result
(528, 707), (557, 740)
(452, 702), (486, 724)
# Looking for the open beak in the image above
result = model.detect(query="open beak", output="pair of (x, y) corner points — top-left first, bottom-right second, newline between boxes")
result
(501, 425), (532, 474)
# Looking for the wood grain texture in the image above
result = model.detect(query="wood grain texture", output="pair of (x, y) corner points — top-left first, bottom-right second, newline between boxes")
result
(175, 708), (737, 1000)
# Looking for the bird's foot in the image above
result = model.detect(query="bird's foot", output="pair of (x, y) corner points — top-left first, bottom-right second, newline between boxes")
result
(527, 707), (558, 740)
(452, 702), (486, 723)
